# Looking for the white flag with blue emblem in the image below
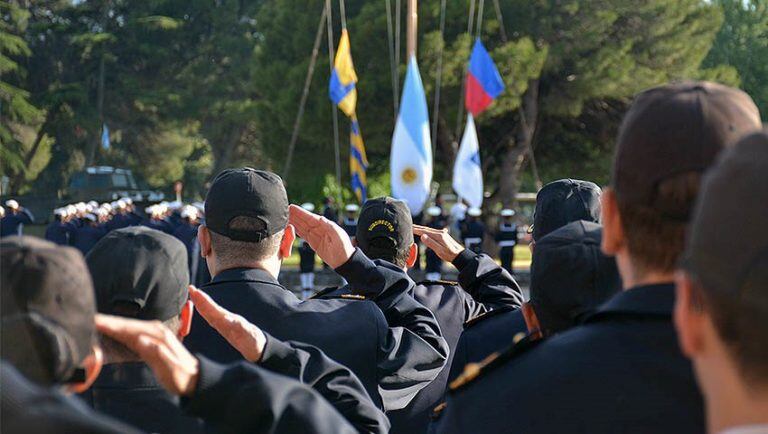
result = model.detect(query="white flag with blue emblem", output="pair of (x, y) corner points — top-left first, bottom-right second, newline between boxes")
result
(452, 114), (483, 208)
(101, 123), (110, 150)
(391, 56), (432, 215)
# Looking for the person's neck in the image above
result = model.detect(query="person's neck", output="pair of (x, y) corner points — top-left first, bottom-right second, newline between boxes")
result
(214, 257), (282, 280)
(615, 251), (674, 289)
(702, 364), (768, 433)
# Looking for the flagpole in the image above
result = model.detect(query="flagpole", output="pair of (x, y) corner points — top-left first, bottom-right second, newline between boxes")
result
(406, 0), (417, 57)
(326, 0), (343, 207)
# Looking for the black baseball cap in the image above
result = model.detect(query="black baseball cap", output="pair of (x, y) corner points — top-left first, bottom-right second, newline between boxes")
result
(86, 226), (189, 321)
(612, 81), (761, 220)
(683, 130), (768, 302)
(356, 197), (414, 260)
(204, 168), (289, 242)
(529, 221), (621, 333)
(1, 236), (96, 385)
(531, 179), (601, 241)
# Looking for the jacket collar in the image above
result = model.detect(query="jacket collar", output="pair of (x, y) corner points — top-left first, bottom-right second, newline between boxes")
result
(208, 267), (283, 288)
(583, 283), (676, 323)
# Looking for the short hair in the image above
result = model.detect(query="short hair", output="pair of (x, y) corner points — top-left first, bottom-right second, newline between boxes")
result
(617, 171), (701, 274)
(362, 238), (411, 268)
(691, 278), (768, 389)
(209, 216), (283, 267)
(99, 302), (181, 362)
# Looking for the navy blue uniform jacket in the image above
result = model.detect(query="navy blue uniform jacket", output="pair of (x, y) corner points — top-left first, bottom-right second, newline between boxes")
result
(434, 283), (705, 434)
(185, 249), (449, 411)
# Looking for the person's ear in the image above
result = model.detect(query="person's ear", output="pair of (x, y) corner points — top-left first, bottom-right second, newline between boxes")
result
(177, 299), (194, 339)
(279, 225), (296, 259)
(521, 302), (543, 340)
(674, 271), (706, 359)
(601, 188), (625, 256)
(198, 225), (212, 258)
(68, 345), (103, 394)
(405, 243), (418, 268)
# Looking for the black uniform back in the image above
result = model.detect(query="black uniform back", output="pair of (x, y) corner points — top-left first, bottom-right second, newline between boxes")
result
(320, 250), (524, 433)
(186, 250), (448, 411)
(434, 283), (705, 434)
(1, 362), (140, 434)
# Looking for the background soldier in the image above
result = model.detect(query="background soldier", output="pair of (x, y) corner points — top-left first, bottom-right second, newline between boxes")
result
(424, 206), (447, 281)
(460, 207), (484, 254)
(299, 202), (318, 299)
(495, 209), (518, 275)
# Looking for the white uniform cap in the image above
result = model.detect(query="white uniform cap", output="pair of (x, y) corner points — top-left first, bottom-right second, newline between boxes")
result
(345, 204), (360, 212)
(168, 201), (183, 211)
(192, 202), (205, 212)
(145, 205), (156, 215)
(54, 208), (66, 217)
(426, 206), (442, 217)
(75, 202), (87, 213)
(66, 205), (77, 215)
(0, 207), (4, 217)
(301, 202), (316, 212)
(122, 197), (133, 205)
(101, 203), (113, 212)
(84, 213), (98, 222)
(468, 207), (482, 217)
(5, 199), (19, 209)
(500, 209), (515, 217)
(88, 201), (99, 208)
(85, 204), (95, 213)
(116, 199), (127, 209)
(180, 206), (198, 219)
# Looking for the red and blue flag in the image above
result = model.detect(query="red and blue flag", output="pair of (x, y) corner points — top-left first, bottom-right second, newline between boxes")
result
(465, 38), (505, 116)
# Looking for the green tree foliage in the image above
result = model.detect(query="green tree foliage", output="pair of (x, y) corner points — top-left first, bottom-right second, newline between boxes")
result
(0, 1), (48, 194)
(6, 0), (760, 204)
(703, 0), (768, 116)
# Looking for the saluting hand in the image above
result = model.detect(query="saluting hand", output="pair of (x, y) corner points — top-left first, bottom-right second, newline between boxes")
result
(189, 286), (267, 363)
(95, 314), (199, 396)
(413, 225), (466, 262)
(288, 204), (355, 269)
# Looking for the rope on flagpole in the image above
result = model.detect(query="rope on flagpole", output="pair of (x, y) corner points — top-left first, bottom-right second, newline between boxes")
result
(283, 3), (329, 180)
(385, 0), (398, 120)
(326, 0), (343, 205)
(394, 0), (401, 109)
(453, 0), (478, 142)
(474, 0), (485, 40)
(339, 0), (347, 29)
(491, 0), (542, 190)
(430, 0), (447, 155)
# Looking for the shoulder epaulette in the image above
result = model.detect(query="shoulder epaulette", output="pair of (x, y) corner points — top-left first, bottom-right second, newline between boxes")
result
(430, 402), (447, 420)
(417, 279), (459, 287)
(340, 293), (366, 300)
(463, 305), (515, 328)
(308, 286), (341, 300)
(448, 333), (544, 393)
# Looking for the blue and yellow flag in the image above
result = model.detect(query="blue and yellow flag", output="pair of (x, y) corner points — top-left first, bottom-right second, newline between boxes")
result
(350, 115), (368, 202)
(329, 30), (368, 203)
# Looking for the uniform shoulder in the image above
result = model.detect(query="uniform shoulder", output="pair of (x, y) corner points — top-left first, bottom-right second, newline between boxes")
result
(309, 286), (367, 301)
(463, 305), (516, 328)
(416, 279), (459, 287)
(448, 333), (544, 394)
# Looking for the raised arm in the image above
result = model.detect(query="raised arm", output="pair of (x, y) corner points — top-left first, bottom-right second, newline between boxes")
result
(416, 225), (524, 321)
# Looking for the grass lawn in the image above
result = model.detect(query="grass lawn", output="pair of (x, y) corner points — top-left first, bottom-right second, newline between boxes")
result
(283, 243), (533, 270)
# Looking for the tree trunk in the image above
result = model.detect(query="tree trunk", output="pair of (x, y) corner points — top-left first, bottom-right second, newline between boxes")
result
(495, 79), (539, 208)
(209, 126), (244, 179)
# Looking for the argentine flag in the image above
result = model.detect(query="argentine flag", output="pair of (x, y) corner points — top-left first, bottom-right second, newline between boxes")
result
(391, 56), (432, 215)
(453, 114), (483, 208)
